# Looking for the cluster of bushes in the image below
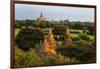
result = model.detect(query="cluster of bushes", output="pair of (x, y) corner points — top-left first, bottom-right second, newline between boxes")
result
(15, 46), (42, 66)
(16, 28), (45, 51)
(15, 21), (95, 65)
(15, 46), (79, 66)
(15, 27), (93, 51)
(79, 34), (90, 41)
(15, 40), (95, 66)
(15, 20), (94, 35)
(72, 37), (80, 41)
(70, 31), (80, 34)
(57, 44), (95, 63)
(72, 34), (90, 41)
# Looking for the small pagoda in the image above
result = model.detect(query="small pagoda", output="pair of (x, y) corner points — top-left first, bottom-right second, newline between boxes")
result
(41, 28), (56, 56)
(63, 26), (72, 47)
(41, 36), (50, 55)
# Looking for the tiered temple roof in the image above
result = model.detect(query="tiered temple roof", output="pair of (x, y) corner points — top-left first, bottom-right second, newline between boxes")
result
(41, 28), (56, 55)
(41, 36), (49, 54)
(37, 12), (46, 21)
(47, 28), (56, 47)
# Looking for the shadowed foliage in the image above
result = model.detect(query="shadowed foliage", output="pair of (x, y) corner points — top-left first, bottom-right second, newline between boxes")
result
(16, 28), (45, 51)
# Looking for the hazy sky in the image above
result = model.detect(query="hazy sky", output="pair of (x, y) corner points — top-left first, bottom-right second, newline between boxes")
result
(15, 4), (94, 22)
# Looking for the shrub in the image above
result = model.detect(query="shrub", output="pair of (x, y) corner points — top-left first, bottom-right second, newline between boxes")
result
(77, 40), (89, 47)
(77, 45), (95, 62)
(87, 25), (94, 35)
(43, 55), (58, 64)
(15, 46), (27, 65)
(72, 37), (80, 41)
(70, 31), (80, 34)
(79, 34), (90, 41)
(16, 28), (45, 51)
(57, 45), (95, 63)
(25, 48), (42, 65)
(43, 54), (78, 64)
(52, 26), (66, 35)
(15, 47), (42, 66)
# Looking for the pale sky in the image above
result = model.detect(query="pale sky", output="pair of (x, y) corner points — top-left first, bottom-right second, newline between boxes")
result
(15, 4), (94, 22)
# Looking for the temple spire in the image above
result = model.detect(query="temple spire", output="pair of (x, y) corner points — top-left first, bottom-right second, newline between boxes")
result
(63, 25), (72, 47)
(40, 11), (43, 17)
(47, 28), (56, 46)
(37, 11), (46, 21)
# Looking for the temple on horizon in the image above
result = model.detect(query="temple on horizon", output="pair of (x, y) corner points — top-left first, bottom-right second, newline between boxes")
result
(37, 12), (46, 21)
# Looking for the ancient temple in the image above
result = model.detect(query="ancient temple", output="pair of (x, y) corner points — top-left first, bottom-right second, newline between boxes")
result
(41, 28), (56, 55)
(37, 12), (46, 21)
(41, 36), (50, 55)
(63, 26), (72, 47)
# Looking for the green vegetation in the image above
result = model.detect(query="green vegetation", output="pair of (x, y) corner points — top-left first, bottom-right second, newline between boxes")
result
(15, 28), (21, 38)
(15, 28), (94, 40)
(15, 46), (42, 65)
(16, 28), (44, 51)
(15, 46), (79, 66)
(57, 44), (94, 63)
(14, 20), (95, 66)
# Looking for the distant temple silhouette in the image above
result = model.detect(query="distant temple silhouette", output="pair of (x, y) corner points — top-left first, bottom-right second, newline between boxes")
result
(37, 12), (46, 21)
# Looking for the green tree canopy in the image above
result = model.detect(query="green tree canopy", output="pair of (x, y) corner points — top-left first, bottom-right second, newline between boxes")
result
(16, 28), (45, 51)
